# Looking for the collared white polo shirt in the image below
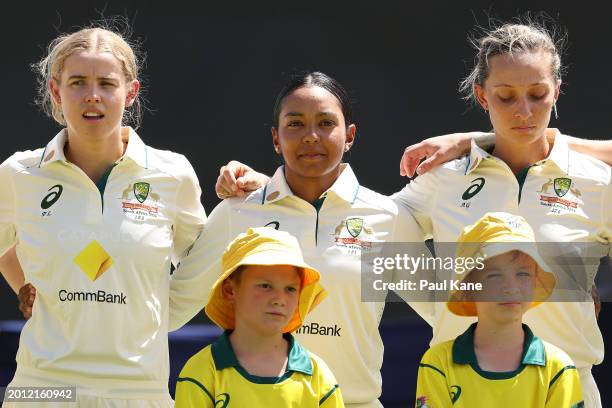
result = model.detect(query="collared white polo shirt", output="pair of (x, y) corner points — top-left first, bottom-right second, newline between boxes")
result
(0, 127), (206, 398)
(171, 164), (429, 407)
(392, 130), (611, 369)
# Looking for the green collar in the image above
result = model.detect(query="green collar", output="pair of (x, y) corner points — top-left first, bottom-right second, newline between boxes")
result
(211, 331), (313, 382)
(452, 323), (546, 379)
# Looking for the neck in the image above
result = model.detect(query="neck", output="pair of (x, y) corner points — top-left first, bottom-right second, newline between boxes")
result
(64, 126), (126, 183)
(284, 163), (344, 203)
(492, 129), (555, 174)
(474, 318), (524, 350)
(229, 325), (287, 357)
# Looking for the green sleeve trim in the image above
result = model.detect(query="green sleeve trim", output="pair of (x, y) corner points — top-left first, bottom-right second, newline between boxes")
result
(570, 402), (584, 408)
(176, 377), (214, 403)
(419, 363), (446, 378)
(319, 384), (339, 406)
(549, 365), (577, 388)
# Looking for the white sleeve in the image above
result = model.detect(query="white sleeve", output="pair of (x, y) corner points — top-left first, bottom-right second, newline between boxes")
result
(171, 156), (207, 265)
(389, 203), (435, 326)
(602, 175), (612, 256)
(168, 200), (231, 331)
(0, 158), (17, 257)
(390, 170), (438, 240)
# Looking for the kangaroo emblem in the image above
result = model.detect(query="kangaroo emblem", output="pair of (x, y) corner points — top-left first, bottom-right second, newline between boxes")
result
(122, 184), (132, 200)
(537, 178), (553, 194)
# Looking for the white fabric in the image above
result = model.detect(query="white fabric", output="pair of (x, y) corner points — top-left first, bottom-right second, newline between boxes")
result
(578, 367), (602, 408)
(0, 127), (206, 398)
(392, 130), (610, 380)
(171, 164), (429, 406)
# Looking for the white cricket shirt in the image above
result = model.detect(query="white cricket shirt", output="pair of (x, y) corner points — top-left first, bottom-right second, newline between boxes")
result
(0, 127), (206, 398)
(392, 130), (611, 369)
(170, 164), (430, 407)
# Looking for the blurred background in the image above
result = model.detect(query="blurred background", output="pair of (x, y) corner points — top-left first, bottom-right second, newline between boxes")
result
(0, 1), (610, 406)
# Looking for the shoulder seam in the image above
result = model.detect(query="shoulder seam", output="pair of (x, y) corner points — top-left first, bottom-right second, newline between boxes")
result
(419, 363), (446, 378)
(549, 365), (577, 388)
(319, 384), (339, 406)
(176, 376), (215, 403)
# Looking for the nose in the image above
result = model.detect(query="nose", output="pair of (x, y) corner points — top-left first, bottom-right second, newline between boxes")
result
(501, 276), (523, 296)
(513, 97), (532, 120)
(85, 85), (101, 104)
(302, 126), (320, 144)
(271, 289), (288, 307)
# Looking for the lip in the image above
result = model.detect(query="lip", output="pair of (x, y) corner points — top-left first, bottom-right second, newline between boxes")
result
(82, 109), (105, 121)
(265, 311), (285, 318)
(298, 152), (327, 160)
(498, 302), (522, 307)
(511, 125), (536, 132)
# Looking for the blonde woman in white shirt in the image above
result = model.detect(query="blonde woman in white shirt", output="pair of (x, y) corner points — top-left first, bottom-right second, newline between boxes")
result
(0, 24), (205, 407)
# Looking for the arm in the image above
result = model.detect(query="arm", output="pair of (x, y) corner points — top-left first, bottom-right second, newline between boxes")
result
(319, 385), (343, 407)
(400, 132), (490, 178)
(400, 130), (611, 178)
(168, 200), (231, 331)
(390, 169), (438, 240)
(415, 350), (453, 408)
(389, 204), (435, 326)
(565, 136), (612, 166)
(0, 158), (20, 294)
(175, 352), (216, 408)
(0, 245), (24, 294)
(215, 161), (269, 199)
(171, 157), (207, 265)
(313, 355), (345, 408)
(545, 365), (584, 408)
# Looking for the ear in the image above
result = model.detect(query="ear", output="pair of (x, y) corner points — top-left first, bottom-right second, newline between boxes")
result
(271, 127), (281, 154)
(49, 78), (61, 105)
(474, 84), (488, 111)
(125, 79), (140, 107)
(344, 124), (356, 152)
(553, 79), (561, 103)
(222, 279), (237, 303)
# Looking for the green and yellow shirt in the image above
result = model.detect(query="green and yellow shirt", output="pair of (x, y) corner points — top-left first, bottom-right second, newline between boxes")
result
(415, 323), (583, 408)
(175, 332), (343, 407)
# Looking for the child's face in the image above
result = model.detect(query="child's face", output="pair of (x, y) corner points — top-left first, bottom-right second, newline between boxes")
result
(225, 265), (301, 335)
(470, 251), (537, 323)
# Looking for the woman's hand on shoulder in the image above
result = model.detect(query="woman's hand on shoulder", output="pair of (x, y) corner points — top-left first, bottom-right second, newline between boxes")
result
(216, 161), (270, 199)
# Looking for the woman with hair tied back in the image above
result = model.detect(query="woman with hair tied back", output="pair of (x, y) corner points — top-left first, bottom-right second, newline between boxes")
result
(0, 24), (206, 407)
(398, 20), (611, 408)
(170, 71), (432, 408)
(216, 18), (610, 408)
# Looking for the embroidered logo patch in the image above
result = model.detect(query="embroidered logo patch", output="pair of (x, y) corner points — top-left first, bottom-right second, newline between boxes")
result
(133, 182), (151, 203)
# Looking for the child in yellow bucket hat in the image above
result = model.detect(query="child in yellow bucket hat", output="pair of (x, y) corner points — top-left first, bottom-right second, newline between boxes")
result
(415, 213), (583, 408)
(175, 227), (344, 407)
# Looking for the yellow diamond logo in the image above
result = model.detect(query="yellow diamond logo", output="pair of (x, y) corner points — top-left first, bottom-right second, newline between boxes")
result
(74, 240), (113, 281)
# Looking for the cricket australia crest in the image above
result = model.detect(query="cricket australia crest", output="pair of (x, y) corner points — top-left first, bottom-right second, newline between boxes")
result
(133, 182), (151, 203)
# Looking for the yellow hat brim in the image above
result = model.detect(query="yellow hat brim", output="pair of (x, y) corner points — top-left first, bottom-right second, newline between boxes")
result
(448, 242), (556, 317)
(205, 249), (326, 332)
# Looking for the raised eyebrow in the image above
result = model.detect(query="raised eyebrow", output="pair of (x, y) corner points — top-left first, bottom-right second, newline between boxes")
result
(284, 112), (304, 117)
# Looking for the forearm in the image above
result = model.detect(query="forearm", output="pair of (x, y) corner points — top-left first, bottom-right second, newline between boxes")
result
(565, 135), (612, 165)
(467, 132), (611, 165)
(0, 246), (24, 294)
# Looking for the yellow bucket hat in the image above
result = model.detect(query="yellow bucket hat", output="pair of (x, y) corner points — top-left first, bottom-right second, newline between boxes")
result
(447, 212), (556, 317)
(205, 227), (327, 333)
